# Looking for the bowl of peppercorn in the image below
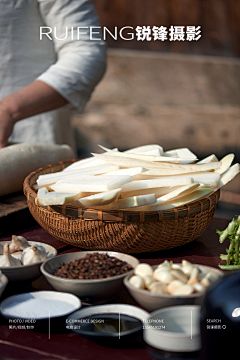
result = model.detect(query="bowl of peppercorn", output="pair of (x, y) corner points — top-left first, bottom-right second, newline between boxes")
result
(40, 251), (139, 302)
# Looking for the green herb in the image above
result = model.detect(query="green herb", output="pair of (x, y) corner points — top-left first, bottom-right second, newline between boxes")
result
(217, 215), (240, 269)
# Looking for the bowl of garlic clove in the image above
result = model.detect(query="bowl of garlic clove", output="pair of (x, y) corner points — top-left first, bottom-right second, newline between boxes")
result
(0, 235), (57, 283)
(0, 270), (8, 298)
(123, 260), (223, 311)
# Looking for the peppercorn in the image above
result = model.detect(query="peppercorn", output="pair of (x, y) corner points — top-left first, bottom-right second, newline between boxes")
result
(54, 253), (133, 280)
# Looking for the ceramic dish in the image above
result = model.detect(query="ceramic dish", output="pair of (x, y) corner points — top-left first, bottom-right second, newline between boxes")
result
(66, 303), (148, 346)
(144, 305), (201, 357)
(0, 291), (81, 320)
(41, 251), (139, 301)
(0, 271), (8, 298)
(0, 241), (57, 283)
(124, 264), (223, 311)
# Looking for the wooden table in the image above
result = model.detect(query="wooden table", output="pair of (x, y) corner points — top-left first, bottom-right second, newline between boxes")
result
(0, 217), (229, 360)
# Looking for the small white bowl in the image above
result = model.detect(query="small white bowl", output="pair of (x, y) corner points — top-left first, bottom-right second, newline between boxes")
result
(124, 264), (223, 311)
(66, 304), (148, 338)
(0, 271), (8, 298)
(0, 241), (57, 283)
(41, 251), (139, 301)
(0, 290), (81, 320)
(144, 305), (201, 353)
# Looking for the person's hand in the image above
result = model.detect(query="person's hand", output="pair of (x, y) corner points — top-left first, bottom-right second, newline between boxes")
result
(0, 104), (15, 148)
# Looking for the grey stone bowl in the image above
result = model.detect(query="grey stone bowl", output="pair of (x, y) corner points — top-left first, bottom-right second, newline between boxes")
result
(124, 264), (223, 312)
(0, 271), (8, 298)
(41, 251), (139, 301)
(0, 241), (57, 283)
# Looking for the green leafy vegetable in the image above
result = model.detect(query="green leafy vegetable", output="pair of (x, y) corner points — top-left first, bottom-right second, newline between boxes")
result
(217, 215), (240, 269)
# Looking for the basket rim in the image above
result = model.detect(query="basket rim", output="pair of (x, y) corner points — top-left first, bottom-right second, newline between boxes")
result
(23, 159), (220, 223)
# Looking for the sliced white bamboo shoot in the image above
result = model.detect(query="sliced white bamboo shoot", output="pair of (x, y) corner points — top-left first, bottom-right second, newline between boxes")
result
(104, 167), (146, 177)
(77, 188), (122, 207)
(215, 154), (234, 174)
(92, 153), (221, 173)
(121, 177), (193, 192)
(164, 148), (197, 161)
(120, 186), (182, 199)
(97, 146), (198, 165)
(129, 188), (213, 211)
(197, 154), (218, 164)
(37, 187), (48, 198)
(217, 163), (240, 189)
(50, 175), (132, 193)
(89, 193), (156, 211)
(135, 172), (220, 187)
(63, 157), (105, 172)
(124, 144), (164, 156)
(62, 148), (118, 172)
(136, 162), (220, 172)
(147, 188), (213, 211)
(33, 184), (53, 191)
(37, 164), (119, 187)
(152, 183), (200, 206)
(37, 192), (82, 206)
(128, 148), (162, 157)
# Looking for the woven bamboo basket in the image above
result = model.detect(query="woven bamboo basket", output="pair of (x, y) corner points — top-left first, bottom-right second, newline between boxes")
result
(23, 160), (220, 254)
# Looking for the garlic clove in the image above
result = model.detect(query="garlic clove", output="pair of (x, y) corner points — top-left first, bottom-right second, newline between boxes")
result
(187, 266), (200, 286)
(200, 276), (211, 287)
(11, 251), (23, 261)
(157, 260), (171, 271)
(181, 265), (194, 276)
(17, 236), (30, 248)
(205, 271), (220, 283)
(167, 280), (184, 295)
(171, 264), (182, 271)
(153, 269), (174, 284)
(170, 269), (188, 283)
(144, 275), (155, 289)
(193, 282), (206, 293)
(200, 272), (220, 287)
(134, 263), (153, 278)
(9, 235), (30, 253)
(0, 243), (22, 267)
(21, 245), (48, 265)
(129, 275), (145, 289)
(149, 282), (167, 294)
(182, 260), (193, 268)
(198, 271), (207, 281)
(173, 284), (194, 295)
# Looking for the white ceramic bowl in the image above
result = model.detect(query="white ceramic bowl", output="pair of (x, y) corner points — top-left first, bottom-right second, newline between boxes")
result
(66, 304), (148, 338)
(144, 305), (201, 353)
(0, 271), (8, 298)
(124, 264), (223, 311)
(0, 241), (57, 283)
(0, 291), (81, 320)
(41, 251), (139, 301)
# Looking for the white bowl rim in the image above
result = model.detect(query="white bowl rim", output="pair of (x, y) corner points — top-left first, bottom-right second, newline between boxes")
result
(124, 263), (224, 299)
(143, 305), (202, 352)
(0, 273), (8, 288)
(41, 250), (139, 284)
(147, 305), (201, 337)
(0, 241), (57, 270)
(0, 290), (81, 320)
(66, 303), (149, 337)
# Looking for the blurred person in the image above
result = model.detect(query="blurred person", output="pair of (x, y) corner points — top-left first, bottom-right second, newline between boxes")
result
(0, 0), (106, 154)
